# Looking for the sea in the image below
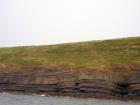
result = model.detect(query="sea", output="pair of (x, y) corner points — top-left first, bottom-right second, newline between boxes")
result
(0, 93), (139, 105)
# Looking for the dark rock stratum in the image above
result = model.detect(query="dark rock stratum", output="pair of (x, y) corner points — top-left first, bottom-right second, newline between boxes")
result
(0, 68), (139, 99)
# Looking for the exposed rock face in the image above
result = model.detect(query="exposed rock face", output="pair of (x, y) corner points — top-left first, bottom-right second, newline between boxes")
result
(0, 68), (139, 99)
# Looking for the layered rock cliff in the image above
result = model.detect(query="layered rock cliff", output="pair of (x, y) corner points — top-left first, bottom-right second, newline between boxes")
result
(0, 67), (139, 99)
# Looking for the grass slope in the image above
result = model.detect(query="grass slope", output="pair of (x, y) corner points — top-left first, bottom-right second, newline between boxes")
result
(0, 37), (140, 71)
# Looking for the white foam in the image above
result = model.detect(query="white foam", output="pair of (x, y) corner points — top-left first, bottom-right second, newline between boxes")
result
(87, 99), (92, 102)
(2, 92), (9, 95)
(66, 96), (71, 99)
(39, 94), (46, 97)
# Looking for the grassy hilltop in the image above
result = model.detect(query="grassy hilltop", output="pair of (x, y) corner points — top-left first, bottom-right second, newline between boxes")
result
(0, 37), (140, 71)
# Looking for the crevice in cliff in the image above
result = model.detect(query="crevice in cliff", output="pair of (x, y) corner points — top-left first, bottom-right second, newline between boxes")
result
(114, 82), (130, 96)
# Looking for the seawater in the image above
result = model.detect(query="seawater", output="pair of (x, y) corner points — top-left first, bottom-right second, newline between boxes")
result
(0, 93), (139, 105)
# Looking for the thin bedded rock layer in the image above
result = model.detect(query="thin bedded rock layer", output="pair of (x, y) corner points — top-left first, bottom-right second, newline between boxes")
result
(0, 68), (139, 99)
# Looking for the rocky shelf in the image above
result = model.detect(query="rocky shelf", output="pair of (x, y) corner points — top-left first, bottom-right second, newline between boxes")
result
(0, 68), (139, 100)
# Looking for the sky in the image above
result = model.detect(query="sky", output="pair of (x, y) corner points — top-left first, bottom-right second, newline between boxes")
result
(0, 0), (140, 47)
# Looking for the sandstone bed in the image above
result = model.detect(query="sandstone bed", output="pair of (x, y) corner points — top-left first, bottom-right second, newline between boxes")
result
(0, 67), (139, 100)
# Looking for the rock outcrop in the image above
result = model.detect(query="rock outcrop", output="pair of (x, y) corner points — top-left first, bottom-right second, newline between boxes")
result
(0, 68), (139, 99)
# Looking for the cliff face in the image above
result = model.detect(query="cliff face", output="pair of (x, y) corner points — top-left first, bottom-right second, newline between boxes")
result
(0, 37), (140, 99)
(0, 67), (139, 99)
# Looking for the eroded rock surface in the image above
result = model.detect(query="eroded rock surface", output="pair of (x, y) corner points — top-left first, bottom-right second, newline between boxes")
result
(0, 68), (139, 99)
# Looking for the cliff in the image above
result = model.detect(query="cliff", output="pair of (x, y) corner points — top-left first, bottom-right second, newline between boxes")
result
(0, 37), (140, 99)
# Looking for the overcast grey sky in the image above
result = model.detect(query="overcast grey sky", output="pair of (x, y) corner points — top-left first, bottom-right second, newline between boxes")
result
(0, 0), (140, 47)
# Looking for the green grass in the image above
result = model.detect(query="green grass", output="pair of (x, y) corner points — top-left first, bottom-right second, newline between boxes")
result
(0, 36), (140, 70)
